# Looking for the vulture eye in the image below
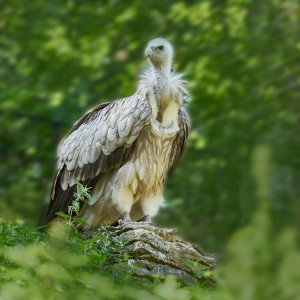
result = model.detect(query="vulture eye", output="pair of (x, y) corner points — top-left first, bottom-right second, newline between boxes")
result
(157, 45), (164, 51)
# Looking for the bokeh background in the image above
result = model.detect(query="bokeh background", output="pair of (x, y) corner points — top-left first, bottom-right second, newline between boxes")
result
(1, 0), (299, 254)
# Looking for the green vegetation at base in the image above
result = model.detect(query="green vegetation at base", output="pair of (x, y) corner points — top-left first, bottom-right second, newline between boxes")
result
(0, 220), (144, 299)
(1, 190), (299, 300)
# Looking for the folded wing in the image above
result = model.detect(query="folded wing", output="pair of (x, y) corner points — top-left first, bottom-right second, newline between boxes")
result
(43, 95), (151, 223)
(168, 107), (190, 172)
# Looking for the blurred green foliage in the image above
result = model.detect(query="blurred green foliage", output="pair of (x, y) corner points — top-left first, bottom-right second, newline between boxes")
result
(1, 0), (300, 296)
(0, 221), (141, 299)
(0, 0), (299, 257)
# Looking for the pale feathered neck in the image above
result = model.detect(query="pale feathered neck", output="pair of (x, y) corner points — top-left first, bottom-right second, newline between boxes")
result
(136, 66), (189, 104)
(152, 62), (172, 76)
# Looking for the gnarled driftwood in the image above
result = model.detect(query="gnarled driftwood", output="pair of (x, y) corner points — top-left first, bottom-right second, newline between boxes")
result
(103, 223), (216, 285)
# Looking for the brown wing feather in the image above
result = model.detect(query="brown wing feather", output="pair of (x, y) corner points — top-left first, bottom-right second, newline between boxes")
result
(41, 95), (151, 225)
(168, 107), (190, 172)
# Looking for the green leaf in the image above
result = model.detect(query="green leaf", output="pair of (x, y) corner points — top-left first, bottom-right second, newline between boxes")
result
(73, 217), (89, 226)
(55, 212), (69, 220)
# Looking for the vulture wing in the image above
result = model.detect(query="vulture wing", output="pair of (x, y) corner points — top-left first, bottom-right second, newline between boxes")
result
(168, 107), (190, 172)
(43, 95), (152, 224)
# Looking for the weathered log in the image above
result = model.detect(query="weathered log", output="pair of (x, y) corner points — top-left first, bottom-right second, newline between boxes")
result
(101, 223), (216, 285)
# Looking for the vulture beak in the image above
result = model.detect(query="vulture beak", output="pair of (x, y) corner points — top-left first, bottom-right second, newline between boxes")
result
(145, 46), (154, 58)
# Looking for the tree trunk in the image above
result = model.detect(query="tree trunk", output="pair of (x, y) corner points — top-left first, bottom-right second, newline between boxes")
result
(103, 223), (216, 285)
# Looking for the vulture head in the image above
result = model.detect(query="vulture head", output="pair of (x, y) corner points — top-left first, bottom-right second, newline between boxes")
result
(145, 38), (174, 69)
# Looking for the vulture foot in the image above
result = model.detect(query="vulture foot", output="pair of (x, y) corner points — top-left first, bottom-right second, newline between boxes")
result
(117, 214), (152, 226)
(137, 215), (152, 224)
(118, 212), (134, 225)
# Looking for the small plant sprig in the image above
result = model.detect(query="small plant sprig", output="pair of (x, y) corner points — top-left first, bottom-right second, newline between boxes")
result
(69, 182), (92, 215)
(56, 182), (92, 229)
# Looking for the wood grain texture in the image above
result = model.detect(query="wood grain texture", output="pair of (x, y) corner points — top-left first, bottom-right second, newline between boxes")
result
(97, 223), (216, 285)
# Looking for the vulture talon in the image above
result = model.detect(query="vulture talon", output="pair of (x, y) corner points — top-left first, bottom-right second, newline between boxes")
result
(118, 212), (133, 225)
(138, 215), (152, 224)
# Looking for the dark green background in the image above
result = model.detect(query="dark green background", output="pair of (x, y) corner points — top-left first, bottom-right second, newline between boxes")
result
(1, 0), (299, 252)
